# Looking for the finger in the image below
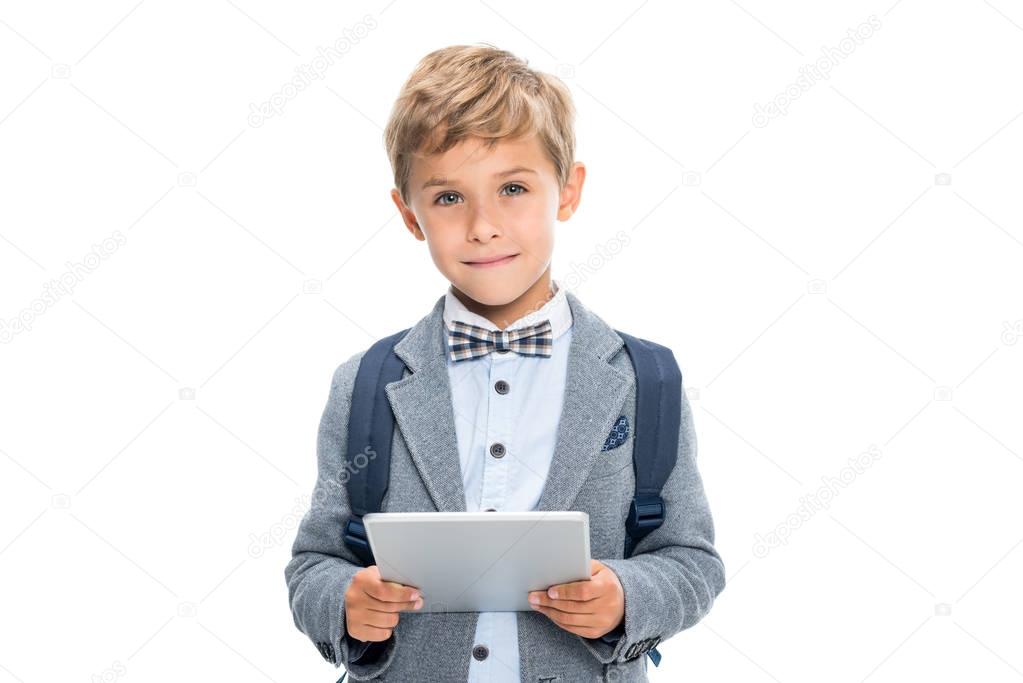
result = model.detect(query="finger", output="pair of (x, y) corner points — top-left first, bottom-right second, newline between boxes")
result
(381, 579), (421, 600)
(546, 578), (600, 602)
(527, 591), (597, 612)
(359, 610), (400, 630)
(366, 595), (424, 613)
(532, 604), (600, 633)
(533, 603), (590, 626)
(364, 580), (421, 604)
(529, 594), (597, 615)
(533, 606), (605, 639)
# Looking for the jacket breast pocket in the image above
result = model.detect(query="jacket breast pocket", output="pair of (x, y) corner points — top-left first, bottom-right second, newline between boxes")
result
(585, 415), (633, 481)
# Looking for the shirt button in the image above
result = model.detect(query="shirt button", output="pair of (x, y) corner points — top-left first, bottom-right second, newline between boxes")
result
(484, 507), (497, 512)
(496, 348), (510, 353)
(489, 442), (506, 458)
(494, 380), (509, 394)
(472, 644), (489, 661)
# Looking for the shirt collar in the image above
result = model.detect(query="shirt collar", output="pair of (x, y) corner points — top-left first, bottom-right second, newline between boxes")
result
(443, 278), (573, 341)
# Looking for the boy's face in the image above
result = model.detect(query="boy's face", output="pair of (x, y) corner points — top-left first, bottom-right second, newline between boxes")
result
(391, 134), (584, 308)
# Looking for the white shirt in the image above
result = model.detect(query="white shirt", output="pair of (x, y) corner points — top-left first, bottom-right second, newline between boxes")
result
(443, 279), (573, 682)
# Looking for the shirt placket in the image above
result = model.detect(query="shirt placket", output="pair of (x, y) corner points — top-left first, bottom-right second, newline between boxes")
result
(479, 344), (514, 512)
(468, 342), (518, 683)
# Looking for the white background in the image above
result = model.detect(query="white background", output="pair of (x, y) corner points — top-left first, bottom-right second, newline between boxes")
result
(2, 1), (1022, 681)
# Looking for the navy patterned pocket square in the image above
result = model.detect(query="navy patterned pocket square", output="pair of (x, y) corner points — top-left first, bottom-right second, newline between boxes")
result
(601, 414), (630, 451)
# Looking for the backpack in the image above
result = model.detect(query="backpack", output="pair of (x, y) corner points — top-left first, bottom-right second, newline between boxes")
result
(340, 327), (681, 668)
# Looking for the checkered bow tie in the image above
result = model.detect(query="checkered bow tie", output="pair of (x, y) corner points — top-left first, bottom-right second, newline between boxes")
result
(447, 319), (553, 362)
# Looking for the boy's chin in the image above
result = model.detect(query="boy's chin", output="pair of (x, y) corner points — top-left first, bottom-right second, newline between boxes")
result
(449, 276), (529, 307)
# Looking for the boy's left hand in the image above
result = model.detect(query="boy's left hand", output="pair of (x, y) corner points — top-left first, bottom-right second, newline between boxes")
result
(527, 559), (625, 639)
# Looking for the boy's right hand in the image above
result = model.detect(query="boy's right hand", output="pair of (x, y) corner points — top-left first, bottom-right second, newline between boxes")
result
(344, 565), (424, 642)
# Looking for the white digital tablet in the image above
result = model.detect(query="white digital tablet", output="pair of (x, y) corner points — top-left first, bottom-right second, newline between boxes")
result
(362, 510), (591, 613)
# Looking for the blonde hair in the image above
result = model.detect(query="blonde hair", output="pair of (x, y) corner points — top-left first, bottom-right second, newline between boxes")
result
(384, 44), (576, 206)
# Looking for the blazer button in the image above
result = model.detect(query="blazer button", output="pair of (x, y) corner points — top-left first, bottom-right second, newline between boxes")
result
(472, 644), (489, 661)
(489, 442), (506, 458)
(484, 507), (497, 512)
(494, 379), (509, 394)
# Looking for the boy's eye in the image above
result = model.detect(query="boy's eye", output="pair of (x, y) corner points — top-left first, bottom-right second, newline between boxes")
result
(433, 184), (527, 206)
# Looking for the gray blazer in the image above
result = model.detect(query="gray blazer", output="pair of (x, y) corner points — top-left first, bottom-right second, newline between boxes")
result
(285, 290), (726, 682)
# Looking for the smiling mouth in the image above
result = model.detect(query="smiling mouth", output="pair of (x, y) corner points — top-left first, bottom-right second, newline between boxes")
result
(464, 254), (519, 267)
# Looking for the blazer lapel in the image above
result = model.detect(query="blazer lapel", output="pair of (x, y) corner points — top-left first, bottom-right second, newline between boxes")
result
(535, 291), (632, 512)
(386, 295), (468, 513)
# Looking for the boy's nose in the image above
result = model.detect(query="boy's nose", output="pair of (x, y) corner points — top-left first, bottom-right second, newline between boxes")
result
(466, 207), (503, 241)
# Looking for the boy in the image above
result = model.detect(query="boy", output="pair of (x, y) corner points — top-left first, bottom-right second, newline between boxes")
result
(285, 44), (725, 682)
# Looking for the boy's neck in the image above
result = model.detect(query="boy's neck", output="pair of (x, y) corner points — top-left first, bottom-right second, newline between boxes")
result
(450, 271), (555, 331)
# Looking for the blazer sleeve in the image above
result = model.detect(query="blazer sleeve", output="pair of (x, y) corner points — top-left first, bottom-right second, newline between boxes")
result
(579, 380), (726, 665)
(284, 351), (399, 678)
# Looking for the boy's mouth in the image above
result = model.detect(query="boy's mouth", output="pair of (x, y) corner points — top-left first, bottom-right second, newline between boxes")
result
(464, 253), (518, 268)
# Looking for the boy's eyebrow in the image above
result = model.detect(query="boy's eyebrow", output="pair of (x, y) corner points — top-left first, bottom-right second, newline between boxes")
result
(494, 166), (537, 178)
(420, 166), (537, 190)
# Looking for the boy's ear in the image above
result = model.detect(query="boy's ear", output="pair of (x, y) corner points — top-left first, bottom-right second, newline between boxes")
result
(391, 188), (425, 241)
(557, 161), (586, 222)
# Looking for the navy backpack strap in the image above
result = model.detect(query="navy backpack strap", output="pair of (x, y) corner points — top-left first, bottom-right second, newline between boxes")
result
(616, 330), (682, 668)
(615, 331), (682, 560)
(342, 327), (411, 566)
